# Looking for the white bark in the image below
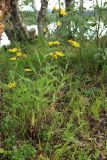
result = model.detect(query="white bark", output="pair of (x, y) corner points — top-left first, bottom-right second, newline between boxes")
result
(10, 0), (31, 40)
(65, 0), (73, 9)
(79, 0), (84, 11)
(37, 0), (48, 35)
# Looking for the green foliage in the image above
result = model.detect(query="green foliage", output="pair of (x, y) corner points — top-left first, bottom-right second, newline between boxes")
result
(21, 11), (36, 25)
(10, 144), (36, 160)
(0, 1), (107, 160)
(0, 37), (107, 159)
(0, 144), (36, 160)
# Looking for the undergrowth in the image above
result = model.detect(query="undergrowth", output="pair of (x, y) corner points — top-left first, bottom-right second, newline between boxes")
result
(0, 37), (107, 160)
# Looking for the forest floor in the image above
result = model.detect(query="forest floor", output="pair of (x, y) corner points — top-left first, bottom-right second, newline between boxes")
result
(0, 38), (107, 160)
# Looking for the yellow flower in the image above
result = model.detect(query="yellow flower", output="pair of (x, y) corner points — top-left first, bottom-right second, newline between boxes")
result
(16, 52), (23, 57)
(68, 40), (80, 48)
(48, 41), (53, 46)
(8, 82), (16, 89)
(8, 48), (18, 53)
(48, 41), (61, 46)
(50, 51), (64, 59)
(54, 41), (61, 45)
(55, 51), (64, 57)
(53, 6), (57, 11)
(56, 21), (61, 27)
(50, 52), (58, 59)
(52, 54), (58, 59)
(24, 68), (32, 72)
(59, 9), (68, 16)
(10, 57), (17, 61)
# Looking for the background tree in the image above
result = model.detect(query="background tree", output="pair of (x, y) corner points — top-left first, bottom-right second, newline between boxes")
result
(65, 0), (73, 9)
(79, 0), (84, 11)
(0, 0), (12, 38)
(0, 0), (36, 41)
(8, 0), (31, 41)
(37, 0), (48, 35)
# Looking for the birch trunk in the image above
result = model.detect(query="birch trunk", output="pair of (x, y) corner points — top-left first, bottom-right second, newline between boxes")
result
(10, 0), (31, 41)
(37, 0), (48, 35)
(0, 0), (36, 41)
(79, 0), (84, 11)
(65, 0), (73, 9)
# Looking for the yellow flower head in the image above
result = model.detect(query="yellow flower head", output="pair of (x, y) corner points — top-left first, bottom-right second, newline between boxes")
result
(53, 6), (57, 11)
(56, 21), (61, 27)
(48, 41), (61, 46)
(16, 52), (23, 57)
(54, 41), (61, 45)
(8, 82), (16, 89)
(55, 51), (64, 57)
(50, 52), (58, 59)
(24, 68), (32, 72)
(8, 48), (18, 53)
(10, 57), (17, 61)
(50, 51), (64, 59)
(48, 41), (53, 46)
(68, 40), (80, 48)
(59, 9), (68, 16)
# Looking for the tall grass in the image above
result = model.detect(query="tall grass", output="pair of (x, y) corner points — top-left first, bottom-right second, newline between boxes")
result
(0, 37), (107, 160)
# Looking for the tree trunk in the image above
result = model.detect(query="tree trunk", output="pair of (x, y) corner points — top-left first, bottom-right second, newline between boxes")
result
(10, 0), (31, 41)
(65, 0), (73, 9)
(79, 0), (84, 11)
(0, 0), (36, 41)
(37, 0), (48, 35)
(0, 0), (12, 39)
(0, 0), (13, 106)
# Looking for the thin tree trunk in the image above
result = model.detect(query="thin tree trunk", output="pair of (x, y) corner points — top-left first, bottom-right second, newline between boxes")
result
(37, 0), (48, 35)
(65, 0), (73, 9)
(0, 0), (36, 41)
(10, 0), (31, 41)
(79, 0), (84, 11)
